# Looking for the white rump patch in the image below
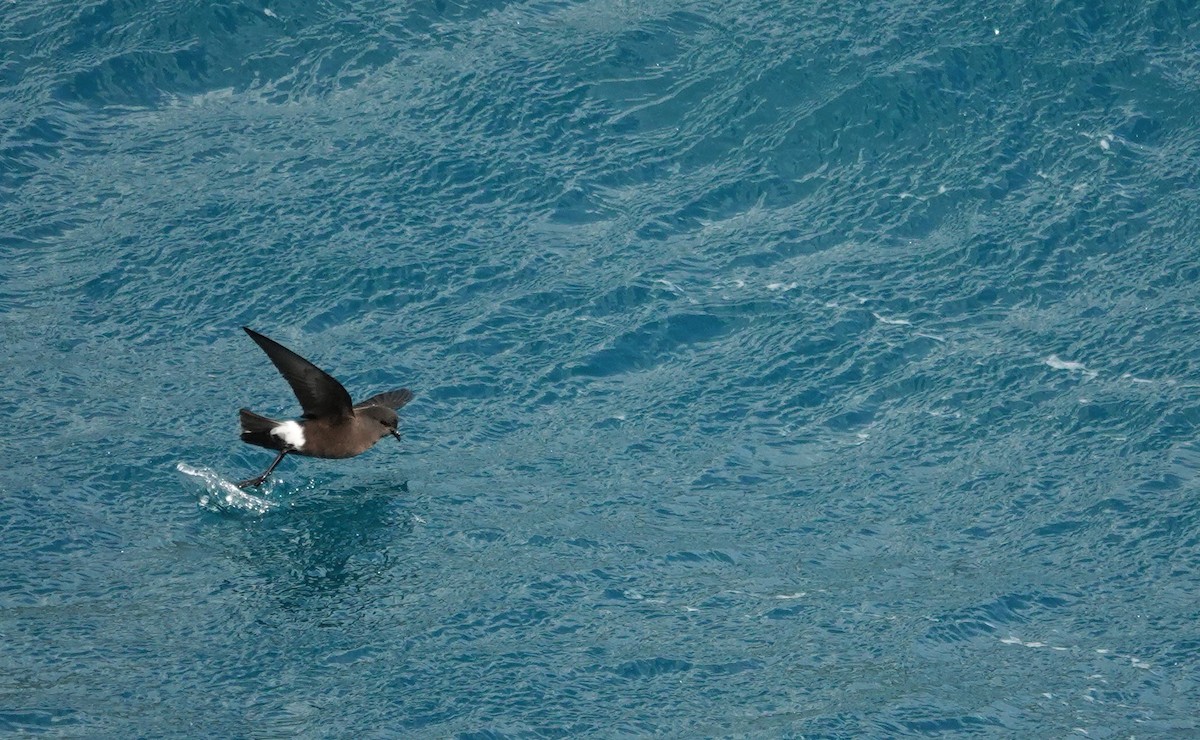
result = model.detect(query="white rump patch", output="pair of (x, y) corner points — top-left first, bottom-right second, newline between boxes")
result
(270, 420), (306, 450)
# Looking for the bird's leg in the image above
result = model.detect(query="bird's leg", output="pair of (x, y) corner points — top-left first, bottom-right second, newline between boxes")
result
(237, 450), (288, 488)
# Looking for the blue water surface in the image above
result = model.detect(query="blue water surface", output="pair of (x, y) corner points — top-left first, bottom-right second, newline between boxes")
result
(3, 0), (1200, 735)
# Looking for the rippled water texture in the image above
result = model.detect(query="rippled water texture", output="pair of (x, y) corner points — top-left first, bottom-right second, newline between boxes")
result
(3, 0), (1200, 735)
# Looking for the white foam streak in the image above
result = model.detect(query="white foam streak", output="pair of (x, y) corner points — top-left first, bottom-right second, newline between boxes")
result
(1045, 355), (1097, 378)
(1002, 634), (1151, 669)
(872, 312), (911, 326)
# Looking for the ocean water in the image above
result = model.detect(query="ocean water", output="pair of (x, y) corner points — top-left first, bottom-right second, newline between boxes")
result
(3, 0), (1200, 735)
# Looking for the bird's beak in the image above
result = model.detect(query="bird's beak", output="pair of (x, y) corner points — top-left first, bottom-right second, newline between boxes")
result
(391, 430), (403, 443)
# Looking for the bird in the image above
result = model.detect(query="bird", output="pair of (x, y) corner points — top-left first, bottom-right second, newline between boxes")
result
(235, 327), (413, 488)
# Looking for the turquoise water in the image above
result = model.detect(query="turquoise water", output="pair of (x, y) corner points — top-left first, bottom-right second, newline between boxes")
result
(4, 0), (1200, 735)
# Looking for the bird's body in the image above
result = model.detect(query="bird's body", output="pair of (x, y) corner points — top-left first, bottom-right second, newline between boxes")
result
(236, 327), (412, 487)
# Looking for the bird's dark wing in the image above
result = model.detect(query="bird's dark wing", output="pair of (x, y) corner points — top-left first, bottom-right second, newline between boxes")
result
(354, 388), (413, 410)
(243, 327), (353, 420)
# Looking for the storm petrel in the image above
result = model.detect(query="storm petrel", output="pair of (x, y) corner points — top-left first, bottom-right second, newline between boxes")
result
(236, 327), (413, 488)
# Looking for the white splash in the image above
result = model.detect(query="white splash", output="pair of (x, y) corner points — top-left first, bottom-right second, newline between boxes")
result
(271, 420), (306, 450)
(177, 462), (277, 515)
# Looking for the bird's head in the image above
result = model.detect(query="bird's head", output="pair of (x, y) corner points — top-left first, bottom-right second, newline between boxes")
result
(360, 405), (403, 443)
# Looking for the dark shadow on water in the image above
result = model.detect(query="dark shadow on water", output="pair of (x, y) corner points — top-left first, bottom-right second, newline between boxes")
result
(198, 475), (415, 622)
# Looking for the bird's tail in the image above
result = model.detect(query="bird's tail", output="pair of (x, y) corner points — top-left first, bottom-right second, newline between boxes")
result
(239, 409), (281, 450)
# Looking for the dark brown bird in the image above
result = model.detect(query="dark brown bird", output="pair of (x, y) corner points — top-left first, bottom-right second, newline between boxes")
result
(236, 327), (413, 488)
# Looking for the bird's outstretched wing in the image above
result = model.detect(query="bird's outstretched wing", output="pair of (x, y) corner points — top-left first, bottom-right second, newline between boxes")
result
(355, 388), (413, 410)
(243, 327), (354, 420)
